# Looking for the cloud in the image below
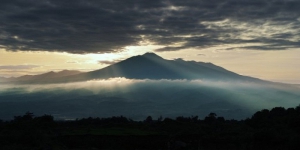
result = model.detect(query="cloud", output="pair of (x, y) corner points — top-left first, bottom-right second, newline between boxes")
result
(0, 65), (39, 70)
(0, 0), (300, 53)
(98, 60), (121, 65)
(155, 46), (185, 52)
(66, 61), (79, 64)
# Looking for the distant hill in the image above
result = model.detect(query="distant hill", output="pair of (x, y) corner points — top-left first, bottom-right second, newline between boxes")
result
(3, 70), (81, 83)
(6, 53), (267, 84)
(0, 77), (8, 81)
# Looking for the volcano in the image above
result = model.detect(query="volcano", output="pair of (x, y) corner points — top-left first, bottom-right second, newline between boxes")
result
(5, 53), (266, 84)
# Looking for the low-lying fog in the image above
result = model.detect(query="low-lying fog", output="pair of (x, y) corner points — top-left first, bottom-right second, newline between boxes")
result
(0, 78), (300, 120)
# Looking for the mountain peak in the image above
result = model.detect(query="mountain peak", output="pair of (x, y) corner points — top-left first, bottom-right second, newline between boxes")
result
(141, 52), (163, 59)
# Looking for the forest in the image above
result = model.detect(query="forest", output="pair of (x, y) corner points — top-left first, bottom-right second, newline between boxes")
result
(1, 106), (300, 149)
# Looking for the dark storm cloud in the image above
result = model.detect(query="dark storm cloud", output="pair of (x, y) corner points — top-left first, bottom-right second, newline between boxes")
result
(1, 0), (300, 53)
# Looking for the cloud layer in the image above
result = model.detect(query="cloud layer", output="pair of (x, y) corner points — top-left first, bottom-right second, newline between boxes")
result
(1, 0), (300, 53)
(1, 78), (300, 120)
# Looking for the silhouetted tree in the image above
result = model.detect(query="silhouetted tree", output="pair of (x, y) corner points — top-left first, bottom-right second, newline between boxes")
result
(145, 116), (153, 123)
(157, 115), (163, 122)
(176, 116), (189, 122)
(205, 112), (217, 122)
(270, 107), (285, 118)
(217, 117), (225, 122)
(163, 117), (174, 123)
(35, 114), (54, 122)
(295, 104), (300, 112)
(192, 116), (198, 122)
(13, 111), (34, 122)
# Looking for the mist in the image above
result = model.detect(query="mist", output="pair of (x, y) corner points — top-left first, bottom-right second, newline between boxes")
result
(0, 78), (299, 120)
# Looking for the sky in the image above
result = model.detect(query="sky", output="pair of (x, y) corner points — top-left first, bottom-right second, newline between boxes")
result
(1, 0), (300, 84)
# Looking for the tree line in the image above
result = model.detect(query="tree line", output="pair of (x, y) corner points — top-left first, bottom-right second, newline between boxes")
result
(1, 105), (300, 149)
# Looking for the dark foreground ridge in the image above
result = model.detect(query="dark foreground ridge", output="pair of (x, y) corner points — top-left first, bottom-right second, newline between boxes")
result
(1, 106), (300, 149)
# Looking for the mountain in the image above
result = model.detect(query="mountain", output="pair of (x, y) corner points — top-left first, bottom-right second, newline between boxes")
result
(4, 70), (81, 83)
(0, 77), (8, 82)
(88, 52), (243, 80)
(3, 53), (265, 84)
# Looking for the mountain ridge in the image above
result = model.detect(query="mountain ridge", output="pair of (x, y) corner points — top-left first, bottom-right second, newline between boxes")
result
(2, 70), (82, 83)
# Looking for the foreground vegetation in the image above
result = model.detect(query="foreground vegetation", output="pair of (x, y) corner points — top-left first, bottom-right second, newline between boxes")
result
(1, 106), (300, 149)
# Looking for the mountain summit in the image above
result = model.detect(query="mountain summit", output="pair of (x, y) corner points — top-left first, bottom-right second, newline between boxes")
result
(141, 52), (164, 59)
(4, 53), (262, 84)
